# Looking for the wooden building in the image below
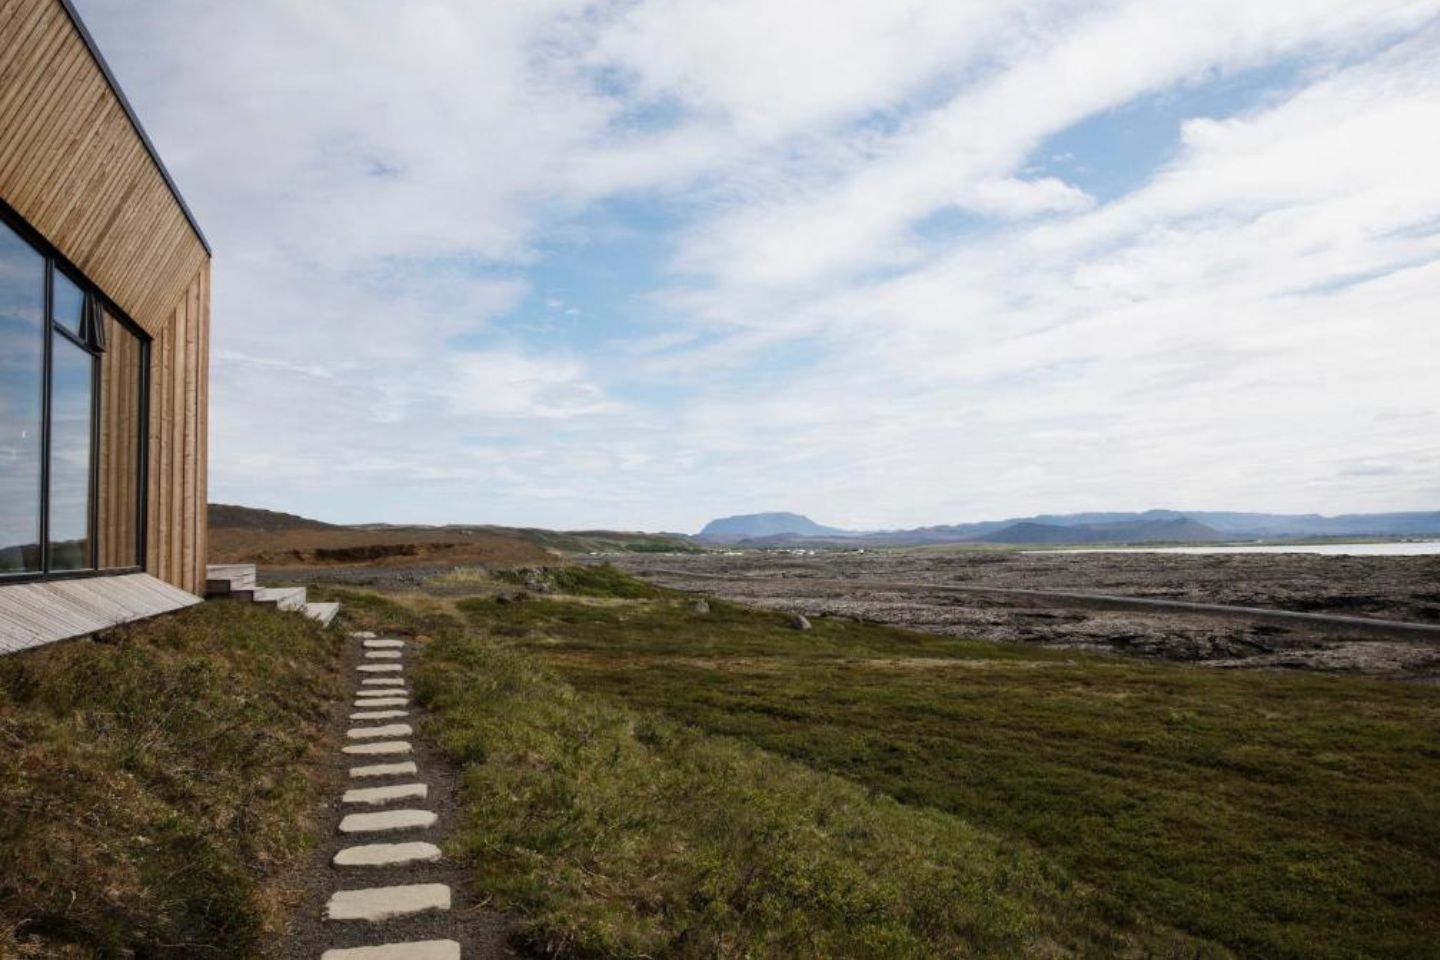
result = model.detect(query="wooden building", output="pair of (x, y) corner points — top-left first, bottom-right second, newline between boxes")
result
(0, 0), (209, 651)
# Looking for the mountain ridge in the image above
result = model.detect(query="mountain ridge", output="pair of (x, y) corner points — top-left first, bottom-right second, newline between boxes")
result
(695, 509), (1440, 545)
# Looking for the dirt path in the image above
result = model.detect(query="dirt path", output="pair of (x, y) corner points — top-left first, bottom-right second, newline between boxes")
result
(270, 630), (518, 959)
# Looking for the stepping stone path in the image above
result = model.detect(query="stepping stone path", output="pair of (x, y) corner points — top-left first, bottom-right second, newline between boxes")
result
(320, 631), (461, 959)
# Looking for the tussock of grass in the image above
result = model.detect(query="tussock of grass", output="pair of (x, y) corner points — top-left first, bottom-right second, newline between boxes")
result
(0, 602), (343, 958)
(416, 631), (1211, 958)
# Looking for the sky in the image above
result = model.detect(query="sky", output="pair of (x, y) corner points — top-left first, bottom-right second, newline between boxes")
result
(76, 0), (1440, 533)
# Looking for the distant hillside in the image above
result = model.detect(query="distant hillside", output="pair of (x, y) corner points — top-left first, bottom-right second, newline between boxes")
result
(695, 507), (1440, 547)
(207, 504), (697, 565)
(698, 512), (849, 543)
(976, 517), (1223, 545)
(208, 503), (336, 531)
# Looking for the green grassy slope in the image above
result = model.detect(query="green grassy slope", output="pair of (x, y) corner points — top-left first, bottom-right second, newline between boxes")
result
(0, 602), (343, 958)
(447, 567), (1440, 959)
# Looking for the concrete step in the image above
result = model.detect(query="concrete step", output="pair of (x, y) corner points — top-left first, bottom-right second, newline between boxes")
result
(204, 563), (256, 596)
(332, 842), (443, 869)
(347, 724), (414, 740)
(324, 883), (450, 922)
(338, 808), (438, 835)
(305, 601), (340, 626)
(253, 586), (307, 612)
(343, 782), (429, 806)
(321, 941), (459, 960)
(349, 761), (418, 779)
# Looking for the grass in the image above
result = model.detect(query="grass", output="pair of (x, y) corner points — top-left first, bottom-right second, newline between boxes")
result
(436, 571), (1440, 959)
(0, 601), (343, 958)
(414, 629), (1210, 958)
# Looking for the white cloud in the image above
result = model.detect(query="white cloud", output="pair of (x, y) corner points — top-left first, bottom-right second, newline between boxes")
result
(74, 0), (1440, 529)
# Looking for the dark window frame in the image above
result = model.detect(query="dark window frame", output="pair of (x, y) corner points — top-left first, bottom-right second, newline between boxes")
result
(0, 199), (150, 584)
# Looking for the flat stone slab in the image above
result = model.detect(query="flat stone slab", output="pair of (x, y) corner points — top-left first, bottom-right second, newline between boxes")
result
(349, 761), (418, 779)
(351, 709), (409, 721)
(353, 698), (408, 709)
(362, 677), (406, 686)
(342, 740), (412, 756)
(358, 664), (403, 673)
(356, 687), (408, 696)
(321, 939), (459, 960)
(347, 723), (413, 740)
(343, 782), (429, 806)
(332, 841), (444, 869)
(365, 650), (403, 659)
(363, 639), (405, 649)
(349, 631), (378, 639)
(338, 808), (438, 835)
(324, 883), (450, 922)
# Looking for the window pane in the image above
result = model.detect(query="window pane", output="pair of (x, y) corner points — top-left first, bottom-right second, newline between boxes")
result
(52, 269), (84, 335)
(49, 336), (94, 571)
(0, 221), (45, 573)
(97, 311), (143, 569)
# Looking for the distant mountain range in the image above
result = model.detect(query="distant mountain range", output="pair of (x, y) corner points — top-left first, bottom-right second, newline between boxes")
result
(694, 509), (1440, 546)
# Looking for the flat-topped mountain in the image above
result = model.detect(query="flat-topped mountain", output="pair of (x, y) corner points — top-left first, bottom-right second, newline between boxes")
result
(698, 512), (849, 543)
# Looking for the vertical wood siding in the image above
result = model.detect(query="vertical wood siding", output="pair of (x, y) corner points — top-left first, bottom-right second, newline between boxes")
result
(145, 261), (209, 594)
(2, 0), (211, 594)
(0, 0), (207, 337)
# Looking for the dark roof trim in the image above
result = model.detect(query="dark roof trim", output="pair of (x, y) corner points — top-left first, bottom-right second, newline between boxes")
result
(56, 0), (213, 255)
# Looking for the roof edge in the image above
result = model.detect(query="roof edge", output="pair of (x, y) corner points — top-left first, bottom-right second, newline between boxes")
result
(56, 0), (212, 256)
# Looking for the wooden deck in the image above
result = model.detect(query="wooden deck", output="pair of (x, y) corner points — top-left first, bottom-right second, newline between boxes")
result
(0, 574), (201, 655)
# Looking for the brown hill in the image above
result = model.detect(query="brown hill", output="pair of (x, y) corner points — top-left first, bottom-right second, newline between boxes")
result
(206, 504), (698, 568)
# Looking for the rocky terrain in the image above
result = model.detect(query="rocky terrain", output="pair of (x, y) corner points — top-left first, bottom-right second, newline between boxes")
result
(615, 550), (1440, 679)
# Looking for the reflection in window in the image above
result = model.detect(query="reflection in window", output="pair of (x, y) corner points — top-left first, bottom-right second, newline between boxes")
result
(49, 335), (94, 571)
(51, 268), (84, 336)
(0, 221), (45, 573)
(98, 310), (143, 569)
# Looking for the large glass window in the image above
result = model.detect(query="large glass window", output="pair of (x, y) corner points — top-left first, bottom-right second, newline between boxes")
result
(0, 211), (148, 580)
(0, 221), (45, 573)
(48, 335), (94, 571)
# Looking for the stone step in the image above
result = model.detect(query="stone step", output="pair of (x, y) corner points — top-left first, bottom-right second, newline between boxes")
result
(356, 686), (407, 695)
(358, 663), (403, 673)
(363, 639), (405, 649)
(361, 677), (406, 686)
(343, 782), (429, 806)
(338, 808), (438, 835)
(351, 709), (409, 721)
(254, 585), (308, 612)
(332, 841), (443, 869)
(342, 740), (411, 756)
(353, 698), (408, 709)
(321, 940), (459, 960)
(350, 631), (378, 639)
(349, 761), (418, 779)
(305, 601), (340, 626)
(347, 724), (413, 740)
(324, 884), (450, 923)
(364, 650), (403, 660)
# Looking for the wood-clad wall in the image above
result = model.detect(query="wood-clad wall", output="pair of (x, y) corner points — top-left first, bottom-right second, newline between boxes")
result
(0, 0), (207, 337)
(97, 309), (143, 569)
(0, 0), (211, 594)
(145, 262), (209, 594)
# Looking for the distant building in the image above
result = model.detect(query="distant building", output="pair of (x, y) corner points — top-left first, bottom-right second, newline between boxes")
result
(1, 0), (210, 652)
